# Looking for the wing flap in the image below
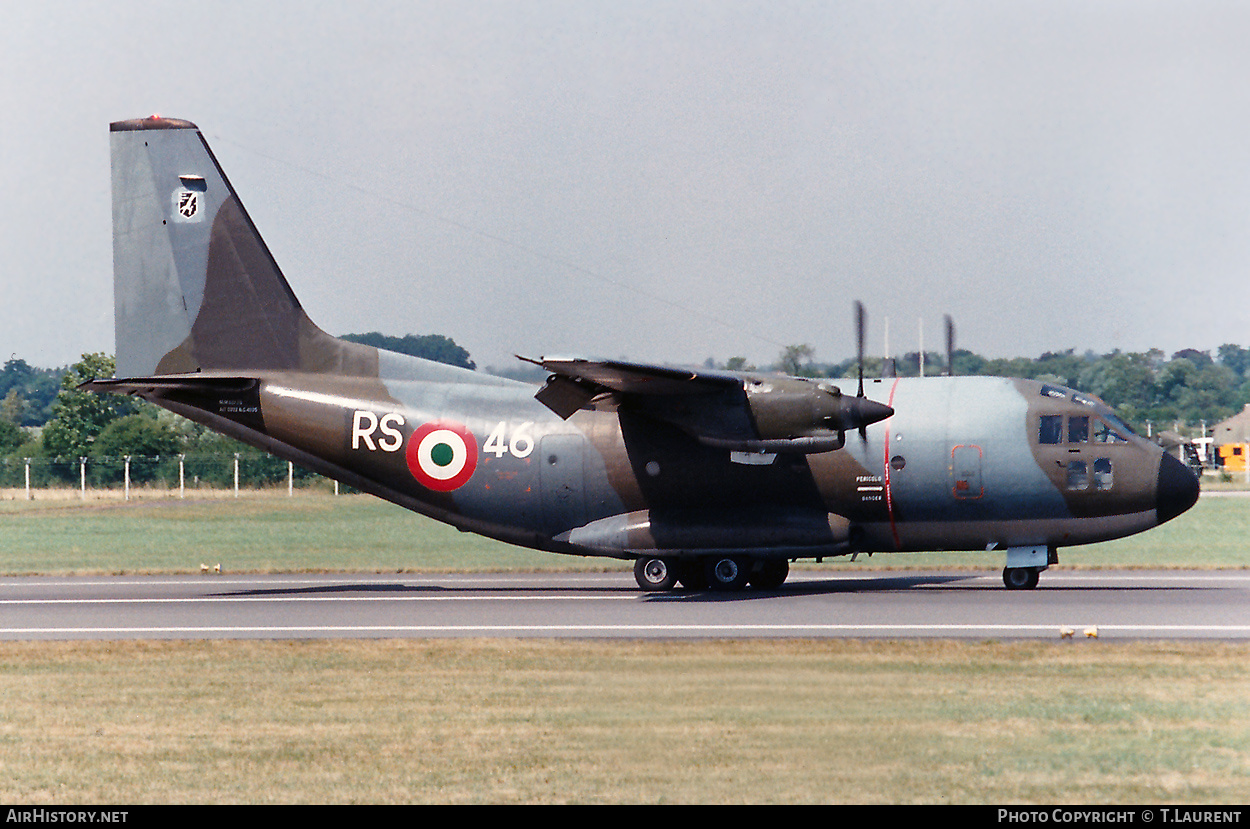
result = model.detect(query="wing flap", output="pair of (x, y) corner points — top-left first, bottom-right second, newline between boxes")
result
(523, 356), (742, 397)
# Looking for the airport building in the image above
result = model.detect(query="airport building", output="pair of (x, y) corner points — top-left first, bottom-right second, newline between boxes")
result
(1211, 404), (1250, 472)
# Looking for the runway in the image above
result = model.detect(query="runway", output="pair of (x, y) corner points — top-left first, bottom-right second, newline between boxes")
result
(1, 569), (1248, 641)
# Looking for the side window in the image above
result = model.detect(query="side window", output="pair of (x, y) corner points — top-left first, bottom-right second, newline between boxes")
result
(1039, 415), (1063, 445)
(1094, 420), (1128, 444)
(1093, 458), (1113, 491)
(1068, 416), (1089, 444)
(1066, 460), (1088, 491)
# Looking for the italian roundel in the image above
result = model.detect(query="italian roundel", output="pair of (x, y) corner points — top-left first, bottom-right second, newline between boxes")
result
(405, 421), (478, 492)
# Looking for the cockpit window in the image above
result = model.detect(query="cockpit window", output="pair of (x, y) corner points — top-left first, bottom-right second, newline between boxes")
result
(1068, 416), (1089, 444)
(1094, 458), (1113, 491)
(1102, 412), (1137, 438)
(1066, 460), (1089, 491)
(1094, 419), (1129, 444)
(1040, 385), (1067, 400)
(1039, 415), (1063, 445)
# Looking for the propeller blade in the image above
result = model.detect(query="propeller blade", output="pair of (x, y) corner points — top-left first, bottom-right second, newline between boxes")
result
(855, 301), (866, 398)
(945, 314), (955, 377)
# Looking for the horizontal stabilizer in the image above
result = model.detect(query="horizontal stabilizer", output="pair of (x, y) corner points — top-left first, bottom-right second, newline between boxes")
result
(81, 374), (266, 434)
(80, 375), (258, 395)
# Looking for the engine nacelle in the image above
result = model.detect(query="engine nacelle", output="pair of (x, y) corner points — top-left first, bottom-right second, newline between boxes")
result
(740, 377), (893, 450)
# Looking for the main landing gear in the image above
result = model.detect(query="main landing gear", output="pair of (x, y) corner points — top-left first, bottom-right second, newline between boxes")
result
(633, 555), (789, 592)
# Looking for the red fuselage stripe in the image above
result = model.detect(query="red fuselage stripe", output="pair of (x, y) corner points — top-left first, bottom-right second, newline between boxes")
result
(882, 378), (901, 550)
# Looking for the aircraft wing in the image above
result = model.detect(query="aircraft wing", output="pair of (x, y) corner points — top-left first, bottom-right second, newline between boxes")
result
(522, 356), (892, 453)
(520, 356), (755, 439)
(524, 356), (740, 400)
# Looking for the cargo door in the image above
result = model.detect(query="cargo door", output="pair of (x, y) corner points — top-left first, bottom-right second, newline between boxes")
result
(539, 434), (587, 532)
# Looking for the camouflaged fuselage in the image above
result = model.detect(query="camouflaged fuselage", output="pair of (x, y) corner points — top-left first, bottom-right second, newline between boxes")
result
(90, 117), (1199, 570)
(134, 360), (1191, 562)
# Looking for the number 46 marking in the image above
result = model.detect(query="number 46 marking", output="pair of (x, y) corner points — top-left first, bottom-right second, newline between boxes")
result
(483, 421), (535, 459)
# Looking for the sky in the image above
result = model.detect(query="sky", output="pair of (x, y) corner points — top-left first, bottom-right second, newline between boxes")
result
(3, 1), (1249, 375)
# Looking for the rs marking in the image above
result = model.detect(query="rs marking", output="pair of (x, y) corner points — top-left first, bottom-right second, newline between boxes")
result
(352, 410), (405, 452)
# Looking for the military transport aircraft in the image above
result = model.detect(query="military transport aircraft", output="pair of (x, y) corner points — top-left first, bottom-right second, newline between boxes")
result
(86, 116), (1200, 592)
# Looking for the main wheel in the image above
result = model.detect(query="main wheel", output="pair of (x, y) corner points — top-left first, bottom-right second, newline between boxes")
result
(750, 558), (790, 590)
(1002, 567), (1041, 590)
(705, 556), (751, 591)
(634, 557), (678, 591)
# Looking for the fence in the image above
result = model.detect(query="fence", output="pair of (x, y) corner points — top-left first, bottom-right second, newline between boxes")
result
(0, 453), (341, 500)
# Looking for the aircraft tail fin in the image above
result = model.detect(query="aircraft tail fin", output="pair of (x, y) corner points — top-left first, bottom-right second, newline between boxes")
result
(109, 116), (375, 379)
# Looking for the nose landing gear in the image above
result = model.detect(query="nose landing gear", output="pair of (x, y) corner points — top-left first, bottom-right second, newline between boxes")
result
(1001, 545), (1055, 590)
(1002, 566), (1041, 590)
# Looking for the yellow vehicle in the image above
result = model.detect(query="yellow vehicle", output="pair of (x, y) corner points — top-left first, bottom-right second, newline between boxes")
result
(1218, 443), (1250, 472)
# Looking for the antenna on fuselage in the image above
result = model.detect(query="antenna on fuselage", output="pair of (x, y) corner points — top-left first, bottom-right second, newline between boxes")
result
(881, 316), (896, 378)
(919, 318), (925, 378)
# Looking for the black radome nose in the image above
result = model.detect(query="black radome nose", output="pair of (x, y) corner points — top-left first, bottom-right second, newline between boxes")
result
(1156, 452), (1199, 525)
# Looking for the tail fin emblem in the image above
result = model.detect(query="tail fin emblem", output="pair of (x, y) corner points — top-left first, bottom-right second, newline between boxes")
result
(175, 190), (201, 220)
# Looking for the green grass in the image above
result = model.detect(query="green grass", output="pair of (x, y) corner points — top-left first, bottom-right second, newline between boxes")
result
(0, 489), (1245, 575)
(0, 639), (1246, 804)
(0, 490), (570, 575)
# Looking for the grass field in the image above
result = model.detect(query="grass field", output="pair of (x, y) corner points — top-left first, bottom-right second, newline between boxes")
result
(0, 639), (1246, 804)
(0, 487), (1247, 575)
(1, 489), (1247, 803)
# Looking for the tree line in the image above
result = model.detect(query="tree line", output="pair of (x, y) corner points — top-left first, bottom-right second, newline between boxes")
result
(4, 336), (1248, 489)
(724, 343), (1250, 438)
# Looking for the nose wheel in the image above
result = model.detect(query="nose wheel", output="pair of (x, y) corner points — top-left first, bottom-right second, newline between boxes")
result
(1002, 567), (1041, 590)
